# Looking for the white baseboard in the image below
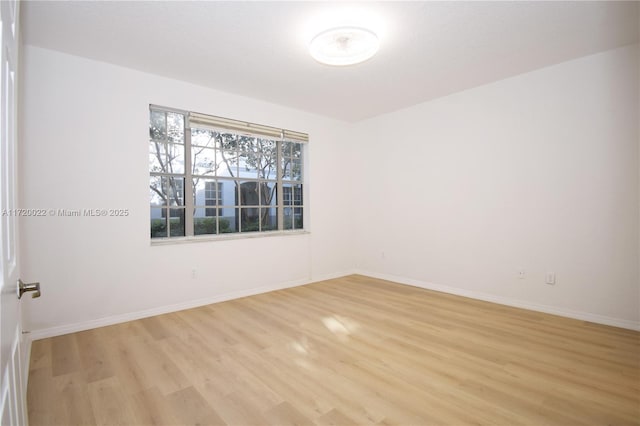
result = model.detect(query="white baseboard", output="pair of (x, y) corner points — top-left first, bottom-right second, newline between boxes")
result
(312, 269), (357, 283)
(354, 269), (640, 331)
(25, 268), (639, 341)
(27, 273), (347, 341)
(27, 279), (308, 341)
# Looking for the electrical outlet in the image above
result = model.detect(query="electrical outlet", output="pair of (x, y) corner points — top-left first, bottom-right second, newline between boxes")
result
(518, 270), (525, 279)
(545, 272), (556, 285)
(191, 269), (197, 279)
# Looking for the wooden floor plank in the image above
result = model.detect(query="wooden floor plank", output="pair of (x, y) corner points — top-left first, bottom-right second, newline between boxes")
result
(27, 367), (70, 425)
(50, 333), (80, 377)
(264, 401), (316, 426)
(74, 329), (115, 383)
(166, 386), (227, 426)
(53, 372), (96, 425)
(28, 275), (640, 425)
(28, 339), (51, 372)
(86, 377), (137, 426)
(317, 408), (358, 426)
(129, 387), (179, 425)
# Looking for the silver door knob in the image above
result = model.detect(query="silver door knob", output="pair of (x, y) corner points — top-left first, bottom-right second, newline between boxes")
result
(17, 279), (41, 299)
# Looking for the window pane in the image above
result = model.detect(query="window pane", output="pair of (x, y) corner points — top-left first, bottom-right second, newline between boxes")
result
(217, 132), (238, 152)
(167, 112), (184, 144)
(193, 178), (206, 206)
(259, 182), (276, 206)
(282, 141), (293, 157)
(150, 208), (167, 238)
(219, 208), (236, 233)
(282, 184), (293, 205)
(166, 143), (185, 174)
(150, 110), (166, 142)
(283, 183), (303, 230)
(194, 179), (223, 216)
(216, 148), (238, 178)
(194, 208), (217, 235)
(150, 176), (166, 206)
(283, 210), (293, 230)
(257, 139), (277, 180)
(292, 142), (302, 159)
(167, 177), (184, 206)
(238, 156), (260, 179)
(169, 208), (185, 237)
(293, 184), (303, 205)
(191, 128), (216, 148)
(238, 137), (259, 178)
(282, 142), (302, 181)
(290, 159), (302, 181)
(239, 181), (259, 206)
(192, 147), (216, 176)
(293, 207), (303, 230)
(261, 207), (277, 231)
(149, 141), (165, 173)
(217, 180), (229, 208)
(240, 208), (259, 232)
(283, 158), (292, 180)
(284, 206), (303, 230)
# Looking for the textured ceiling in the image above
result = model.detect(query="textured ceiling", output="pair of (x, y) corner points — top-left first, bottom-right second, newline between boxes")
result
(22, 1), (639, 122)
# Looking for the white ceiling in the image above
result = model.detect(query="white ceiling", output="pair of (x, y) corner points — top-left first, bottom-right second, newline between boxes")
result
(22, 1), (639, 122)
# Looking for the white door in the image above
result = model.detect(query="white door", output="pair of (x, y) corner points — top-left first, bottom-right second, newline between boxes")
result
(0, 0), (26, 425)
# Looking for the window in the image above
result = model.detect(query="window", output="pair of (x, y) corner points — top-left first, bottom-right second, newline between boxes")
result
(149, 106), (307, 239)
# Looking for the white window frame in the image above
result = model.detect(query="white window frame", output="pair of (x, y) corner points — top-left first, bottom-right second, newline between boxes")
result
(149, 105), (307, 242)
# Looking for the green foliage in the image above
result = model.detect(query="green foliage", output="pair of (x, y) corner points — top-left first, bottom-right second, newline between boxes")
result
(241, 220), (260, 232)
(283, 214), (304, 230)
(150, 219), (167, 238)
(150, 217), (184, 237)
(194, 217), (230, 235)
(194, 217), (215, 235)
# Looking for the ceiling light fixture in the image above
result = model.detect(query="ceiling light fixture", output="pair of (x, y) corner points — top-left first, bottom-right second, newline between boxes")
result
(309, 27), (380, 66)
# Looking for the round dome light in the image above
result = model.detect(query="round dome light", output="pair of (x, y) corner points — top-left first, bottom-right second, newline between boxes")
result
(309, 27), (380, 66)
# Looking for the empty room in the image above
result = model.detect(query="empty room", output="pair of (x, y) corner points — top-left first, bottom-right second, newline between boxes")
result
(0, 0), (638, 425)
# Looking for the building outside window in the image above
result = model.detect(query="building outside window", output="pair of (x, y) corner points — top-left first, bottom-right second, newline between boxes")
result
(204, 181), (222, 217)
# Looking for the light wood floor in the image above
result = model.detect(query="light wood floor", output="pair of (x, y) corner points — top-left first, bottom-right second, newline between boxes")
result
(28, 275), (640, 425)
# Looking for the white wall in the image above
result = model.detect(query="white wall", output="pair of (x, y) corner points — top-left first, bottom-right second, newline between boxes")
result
(19, 46), (355, 336)
(352, 44), (639, 329)
(20, 43), (639, 336)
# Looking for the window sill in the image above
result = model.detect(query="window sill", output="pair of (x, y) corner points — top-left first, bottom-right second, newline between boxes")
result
(150, 230), (309, 246)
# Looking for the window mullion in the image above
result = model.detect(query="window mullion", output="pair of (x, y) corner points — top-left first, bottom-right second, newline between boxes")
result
(164, 112), (172, 237)
(277, 136), (284, 231)
(184, 123), (194, 236)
